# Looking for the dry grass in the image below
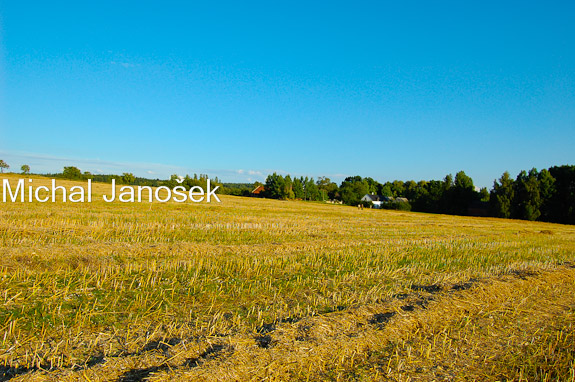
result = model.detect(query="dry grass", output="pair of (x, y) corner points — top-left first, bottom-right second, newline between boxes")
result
(0, 174), (574, 381)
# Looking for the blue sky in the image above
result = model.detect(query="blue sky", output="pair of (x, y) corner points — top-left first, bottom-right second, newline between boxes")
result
(1, 1), (574, 187)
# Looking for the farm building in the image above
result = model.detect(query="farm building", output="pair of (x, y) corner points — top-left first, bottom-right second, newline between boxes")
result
(251, 185), (265, 197)
(361, 194), (394, 208)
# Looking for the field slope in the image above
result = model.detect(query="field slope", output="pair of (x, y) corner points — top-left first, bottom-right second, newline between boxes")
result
(1, 174), (574, 381)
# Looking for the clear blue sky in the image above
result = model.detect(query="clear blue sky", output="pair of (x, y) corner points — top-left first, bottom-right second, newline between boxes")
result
(1, 1), (574, 187)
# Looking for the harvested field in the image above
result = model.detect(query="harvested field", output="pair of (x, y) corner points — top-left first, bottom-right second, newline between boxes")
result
(1, 174), (574, 381)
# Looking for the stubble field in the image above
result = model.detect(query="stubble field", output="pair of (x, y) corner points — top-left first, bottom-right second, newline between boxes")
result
(1, 174), (574, 381)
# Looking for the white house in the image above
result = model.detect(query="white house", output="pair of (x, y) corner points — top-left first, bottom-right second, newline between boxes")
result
(360, 194), (394, 208)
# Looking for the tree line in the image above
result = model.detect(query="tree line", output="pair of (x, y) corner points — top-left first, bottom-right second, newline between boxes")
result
(259, 171), (485, 212)
(490, 166), (575, 224)
(259, 173), (337, 201)
(45, 166), (164, 187)
(258, 166), (575, 225)
(1, 160), (573, 224)
(42, 166), (224, 192)
(57, 167), (225, 192)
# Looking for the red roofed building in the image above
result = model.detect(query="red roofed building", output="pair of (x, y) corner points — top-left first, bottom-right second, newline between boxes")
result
(251, 185), (265, 197)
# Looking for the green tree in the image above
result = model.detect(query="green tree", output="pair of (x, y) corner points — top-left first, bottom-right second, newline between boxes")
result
(548, 165), (575, 224)
(438, 174), (454, 213)
(479, 187), (490, 202)
(538, 169), (555, 221)
(454, 171), (473, 189)
(283, 175), (295, 200)
(403, 180), (419, 201)
(62, 166), (82, 180)
(0, 160), (9, 173)
(380, 183), (393, 197)
(264, 173), (286, 199)
(317, 177), (339, 200)
(390, 180), (405, 197)
(122, 172), (136, 185)
(304, 177), (320, 201)
(512, 168), (541, 221)
(443, 174), (454, 190)
(339, 176), (369, 205)
(430, 180), (445, 212)
(364, 177), (381, 195)
(490, 171), (514, 218)
(411, 180), (443, 213)
(450, 171), (477, 215)
(111, 175), (123, 184)
(176, 173), (221, 192)
(21, 164), (30, 174)
(293, 178), (305, 199)
(409, 181), (430, 211)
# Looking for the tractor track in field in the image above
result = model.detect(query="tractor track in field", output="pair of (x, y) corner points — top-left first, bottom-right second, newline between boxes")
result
(3, 262), (575, 381)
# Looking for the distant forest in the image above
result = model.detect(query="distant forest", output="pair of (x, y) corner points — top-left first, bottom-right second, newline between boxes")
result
(254, 166), (575, 225)
(2, 161), (574, 225)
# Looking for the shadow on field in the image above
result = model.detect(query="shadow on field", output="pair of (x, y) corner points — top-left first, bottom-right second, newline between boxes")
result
(116, 343), (232, 382)
(0, 365), (36, 382)
(369, 312), (396, 328)
(141, 337), (182, 356)
(4, 265), (564, 381)
(117, 365), (168, 382)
